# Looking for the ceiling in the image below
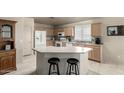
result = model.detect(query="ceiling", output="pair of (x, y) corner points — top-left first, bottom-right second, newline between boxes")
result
(33, 17), (97, 26)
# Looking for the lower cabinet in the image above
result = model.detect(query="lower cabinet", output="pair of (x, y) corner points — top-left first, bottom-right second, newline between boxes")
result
(0, 50), (16, 74)
(46, 40), (54, 46)
(84, 45), (101, 62)
(92, 46), (101, 62)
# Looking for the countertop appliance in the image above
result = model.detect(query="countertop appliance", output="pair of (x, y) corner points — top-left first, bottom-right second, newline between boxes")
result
(95, 38), (101, 44)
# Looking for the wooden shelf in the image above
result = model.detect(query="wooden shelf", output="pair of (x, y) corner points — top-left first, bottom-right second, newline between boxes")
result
(0, 49), (16, 53)
(0, 38), (14, 42)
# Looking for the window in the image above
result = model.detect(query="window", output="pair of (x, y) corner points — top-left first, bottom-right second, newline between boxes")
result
(74, 24), (91, 41)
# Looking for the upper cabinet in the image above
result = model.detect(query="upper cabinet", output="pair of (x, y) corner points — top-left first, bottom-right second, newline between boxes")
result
(54, 27), (74, 36)
(91, 23), (101, 36)
(46, 28), (54, 36)
(0, 19), (16, 50)
(64, 27), (74, 36)
(0, 20), (16, 41)
(54, 28), (64, 35)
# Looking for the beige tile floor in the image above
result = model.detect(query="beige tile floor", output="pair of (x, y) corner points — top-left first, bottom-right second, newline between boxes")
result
(5, 55), (124, 75)
(88, 60), (124, 75)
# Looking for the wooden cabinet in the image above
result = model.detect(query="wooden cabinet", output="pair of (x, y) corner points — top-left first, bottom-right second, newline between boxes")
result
(83, 44), (101, 62)
(47, 40), (54, 46)
(0, 50), (16, 74)
(0, 19), (16, 74)
(64, 27), (74, 36)
(54, 28), (64, 35)
(93, 46), (100, 61)
(47, 28), (54, 36)
(54, 27), (74, 36)
(91, 23), (101, 36)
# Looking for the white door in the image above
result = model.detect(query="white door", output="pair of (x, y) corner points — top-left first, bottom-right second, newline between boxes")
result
(35, 31), (46, 48)
(23, 25), (32, 56)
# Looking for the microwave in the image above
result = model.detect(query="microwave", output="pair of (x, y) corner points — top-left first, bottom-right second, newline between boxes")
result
(58, 32), (64, 36)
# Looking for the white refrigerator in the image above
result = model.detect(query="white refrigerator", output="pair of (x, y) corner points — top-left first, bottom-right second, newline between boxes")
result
(35, 31), (46, 48)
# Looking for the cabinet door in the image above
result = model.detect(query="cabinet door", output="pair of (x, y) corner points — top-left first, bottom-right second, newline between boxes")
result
(91, 23), (101, 36)
(0, 54), (16, 73)
(47, 28), (53, 36)
(46, 40), (54, 46)
(54, 28), (64, 35)
(93, 47), (100, 62)
(84, 45), (101, 62)
(64, 27), (74, 36)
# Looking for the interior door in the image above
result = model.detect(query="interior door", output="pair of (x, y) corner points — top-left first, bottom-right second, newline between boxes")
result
(23, 25), (32, 56)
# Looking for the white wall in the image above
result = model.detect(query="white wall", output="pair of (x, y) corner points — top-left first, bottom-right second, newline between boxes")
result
(0, 17), (34, 64)
(22, 18), (34, 56)
(101, 17), (124, 65)
(34, 23), (53, 31)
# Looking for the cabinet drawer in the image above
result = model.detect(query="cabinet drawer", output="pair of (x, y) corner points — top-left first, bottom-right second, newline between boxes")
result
(0, 53), (7, 57)
(0, 50), (16, 57)
(8, 51), (16, 55)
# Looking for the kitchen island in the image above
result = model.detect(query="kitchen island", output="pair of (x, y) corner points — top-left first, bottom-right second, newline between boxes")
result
(33, 46), (91, 75)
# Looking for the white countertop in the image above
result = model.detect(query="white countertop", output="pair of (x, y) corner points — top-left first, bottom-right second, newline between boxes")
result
(33, 46), (92, 53)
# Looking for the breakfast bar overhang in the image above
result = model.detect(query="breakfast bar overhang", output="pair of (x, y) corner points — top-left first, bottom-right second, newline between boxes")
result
(33, 46), (91, 75)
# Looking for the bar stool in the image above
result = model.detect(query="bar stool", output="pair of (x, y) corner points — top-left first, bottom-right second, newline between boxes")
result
(66, 58), (79, 75)
(48, 57), (60, 75)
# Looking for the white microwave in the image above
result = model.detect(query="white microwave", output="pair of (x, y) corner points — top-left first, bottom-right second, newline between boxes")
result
(58, 32), (64, 36)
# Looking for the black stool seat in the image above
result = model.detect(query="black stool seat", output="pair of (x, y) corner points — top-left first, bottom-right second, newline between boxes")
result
(48, 57), (60, 64)
(67, 58), (79, 64)
(66, 58), (79, 75)
(48, 57), (60, 75)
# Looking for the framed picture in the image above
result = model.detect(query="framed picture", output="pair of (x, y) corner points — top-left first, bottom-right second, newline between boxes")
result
(5, 44), (11, 50)
(107, 26), (124, 36)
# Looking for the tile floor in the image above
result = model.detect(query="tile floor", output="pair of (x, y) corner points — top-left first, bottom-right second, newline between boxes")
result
(6, 55), (36, 75)
(6, 55), (124, 75)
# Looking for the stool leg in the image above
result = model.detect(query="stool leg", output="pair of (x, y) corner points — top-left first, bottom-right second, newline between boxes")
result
(72, 65), (74, 71)
(56, 64), (60, 75)
(75, 64), (77, 75)
(69, 65), (72, 75)
(76, 64), (79, 75)
(66, 63), (69, 75)
(53, 64), (55, 70)
(49, 64), (52, 75)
